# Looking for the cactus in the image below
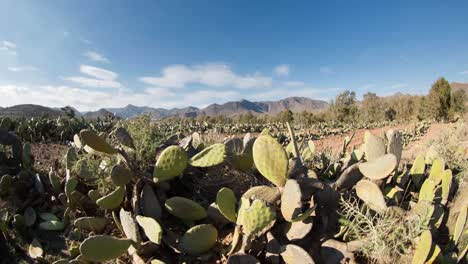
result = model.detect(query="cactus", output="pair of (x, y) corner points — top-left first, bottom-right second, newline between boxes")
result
(189, 143), (226, 167)
(24, 207), (36, 227)
(22, 142), (33, 170)
(355, 179), (387, 213)
(136, 215), (163, 244)
(410, 153), (426, 188)
(179, 224), (218, 255)
(411, 230), (432, 264)
(227, 253), (260, 264)
(48, 168), (62, 193)
(363, 131), (385, 161)
(441, 169), (452, 205)
(410, 201), (435, 226)
(39, 220), (65, 231)
(0, 174), (13, 197)
(79, 129), (118, 155)
(74, 217), (109, 232)
(453, 205), (467, 245)
(238, 199), (276, 236)
(281, 179), (314, 222)
(119, 208), (142, 244)
(419, 179), (436, 202)
(164, 197), (207, 221)
(87, 189), (101, 202)
(79, 235), (132, 262)
(140, 183), (162, 221)
(242, 186), (281, 204)
(252, 135), (289, 187)
(358, 154), (397, 180)
(73, 134), (83, 149)
(280, 244), (315, 264)
(216, 187), (237, 223)
(110, 164), (133, 186)
(153, 145), (188, 182)
(284, 218), (313, 241)
(428, 158), (444, 185)
(96, 186), (125, 210)
(426, 244), (441, 264)
(64, 147), (77, 171)
(28, 238), (43, 259)
(39, 212), (59, 221)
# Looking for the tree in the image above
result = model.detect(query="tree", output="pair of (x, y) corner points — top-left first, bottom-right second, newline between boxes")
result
(452, 89), (466, 114)
(332, 91), (358, 122)
(276, 110), (294, 123)
(384, 107), (397, 121)
(427, 78), (453, 120)
(361, 92), (383, 122)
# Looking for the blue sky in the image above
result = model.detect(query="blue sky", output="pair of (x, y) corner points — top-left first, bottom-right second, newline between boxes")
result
(1, 0), (468, 111)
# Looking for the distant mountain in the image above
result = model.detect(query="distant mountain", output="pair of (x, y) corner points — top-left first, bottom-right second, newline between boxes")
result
(0, 104), (63, 119)
(0, 96), (329, 120)
(104, 97), (329, 119)
(451, 82), (468, 93)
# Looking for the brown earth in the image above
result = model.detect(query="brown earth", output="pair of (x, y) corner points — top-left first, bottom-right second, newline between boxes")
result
(31, 143), (68, 173)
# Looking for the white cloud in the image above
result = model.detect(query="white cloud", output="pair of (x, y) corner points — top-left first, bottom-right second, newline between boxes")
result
(0, 40), (17, 55)
(7, 66), (38, 72)
(140, 64), (272, 89)
(460, 70), (468, 75)
(83, 51), (110, 63)
(274, 64), (290, 76)
(390, 83), (408, 89)
(319, 66), (334, 74)
(64, 64), (123, 88)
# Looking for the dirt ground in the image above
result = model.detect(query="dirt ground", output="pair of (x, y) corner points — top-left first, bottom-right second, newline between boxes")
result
(31, 143), (68, 173)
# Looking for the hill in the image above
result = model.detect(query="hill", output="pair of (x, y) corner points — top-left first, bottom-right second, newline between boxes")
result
(451, 82), (468, 93)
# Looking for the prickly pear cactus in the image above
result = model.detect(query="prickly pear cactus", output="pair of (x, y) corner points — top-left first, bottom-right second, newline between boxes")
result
(216, 187), (237, 222)
(242, 186), (281, 204)
(441, 169), (452, 205)
(419, 179), (436, 202)
(410, 153), (426, 188)
(164, 197), (207, 221)
(179, 224), (218, 255)
(136, 215), (163, 244)
(386, 129), (402, 169)
(189, 143), (225, 167)
(252, 135), (288, 187)
(411, 230), (432, 264)
(238, 199), (276, 235)
(110, 164), (133, 186)
(79, 129), (118, 155)
(153, 145), (188, 182)
(358, 154), (397, 180)
(74, 217), (109, 232)
(428, 158), (444, 185)
(363, 131), (385, 161)
(280, 244), (315, 264)
(95, 186), (125, 210)
(355, 179), (387, 213)
(281, 179), (314, 222)
(79, 235), (132, 262)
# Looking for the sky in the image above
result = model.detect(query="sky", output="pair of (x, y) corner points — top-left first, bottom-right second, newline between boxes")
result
(1, 0), (468, 111)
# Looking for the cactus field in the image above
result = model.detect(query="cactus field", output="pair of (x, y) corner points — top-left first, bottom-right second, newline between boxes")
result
(0, 116), (467, 264)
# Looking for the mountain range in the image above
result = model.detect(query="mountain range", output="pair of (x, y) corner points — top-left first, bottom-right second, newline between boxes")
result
(0, 96), (329, 120)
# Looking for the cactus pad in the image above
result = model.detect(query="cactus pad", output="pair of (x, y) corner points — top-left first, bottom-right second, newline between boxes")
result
(386, 129), (402, 169)
(454, 205), (467, 244)
(411, 230), (432, 264)
(153, 146), (188, 182)
(140, 183), (162, 220)
(239, 199), (276, 235)
(39, 220), (65, 231)
(281, 179), (314, 222)
(359, 154), (397, 180)
(428, 158), (444, 185)
(252, 135), (288, 187)
(179, 224), (218, 255)
(119, 208), (142, 244)
(410, 153), (426, 188)
(136, 215), (163, 244)
(363, 131), (385, 161)
(110, 164), (133, 186)
(355, 179), (387, 213)
(74, 217), (109, 232)
(164, 197), (207, 221)
(280, 244), (315, 264)
(242, 185), (281, 204)
(441, 169), (452, 205)
(419, 179), (436, 202)
(80, 235), (131, 262)
(216, 187), (237, 222)
(189, 143), (225, 167)
(79, 129), (118, 155)
(96, 186), (125, 210)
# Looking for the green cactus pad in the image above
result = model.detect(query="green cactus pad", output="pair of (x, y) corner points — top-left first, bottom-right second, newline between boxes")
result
(136, 215), (163, 244)
(48, 168), (62, 193)
(428, 158), (445, 185)
(180, 224), (218, 255)
(441, 169), (452, 205)
(153, 146), (188, 182)
(242, 185), (281, 204)
(419, 179), (437, 202)
(386, 129), (402, 169)
(231, 153), (254, 171)
(252, 135), (288, 187)
(74, 217), (109, 232)
(411, 230), (432, 264)
(453, 205), (467, 244)
(39, 212), (59, 221)
(73, 134), (83, 149)
(284, 218), (313, 241)
(79, 129), (118, 155)
(189, 143), (225, 167)
(24, 207), (36, 227)
(88, 189), (101, 202)
(358, 154), (397, 180)
(164, 197), (207, 221)
(39, 220), (65, 231)
(119, 208), (141, 244)
(22, 143), (33, 170)
(227, 253), (260, 264)
(110, 164), (133, 186)
(0, 174), (13, 197)
(410, 153), (426, 188)
(355, 179), (387, 213)
(80, 235), (131, 262)
(410, 201), (435, 226)
(280, 244), (315, 264)
(64, 147), (77, 171)
(141, 183), (162, 221)
(240, 199), (276, 235)
(426, 244), (441, 264)
(96, 186), (125, 210)
(216, 187), (237, 222)
(65, 177), (78, 197)
(73, 159), (95, 180)
(363, 131), (385, 161)
(281, 179), (314, 222)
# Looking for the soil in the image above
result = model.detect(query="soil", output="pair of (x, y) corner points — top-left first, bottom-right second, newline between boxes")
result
(31, 143), (68, 173)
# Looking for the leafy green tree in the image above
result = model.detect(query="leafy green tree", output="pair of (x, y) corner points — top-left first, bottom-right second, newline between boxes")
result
(361, 92), (383, 122)
(332, 90), (358, 122)
(427, 78), (453, 120)
(452, 89), (466, 114)
(276, 110), (294, 123)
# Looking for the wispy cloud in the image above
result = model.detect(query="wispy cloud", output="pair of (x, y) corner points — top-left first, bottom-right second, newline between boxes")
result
(319, 66), (334, 74)
(273, 64), (290, 77)
(390, 83), (408, 89)
(0, 40), (17, 55)
(80, 37), (92, 45)
(460, 70), (468, 75)
(83, 51), (110, 63)
(7, 66), (38, 72)
(140, 63), (272, 89)
(64, 64), (123, 88)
